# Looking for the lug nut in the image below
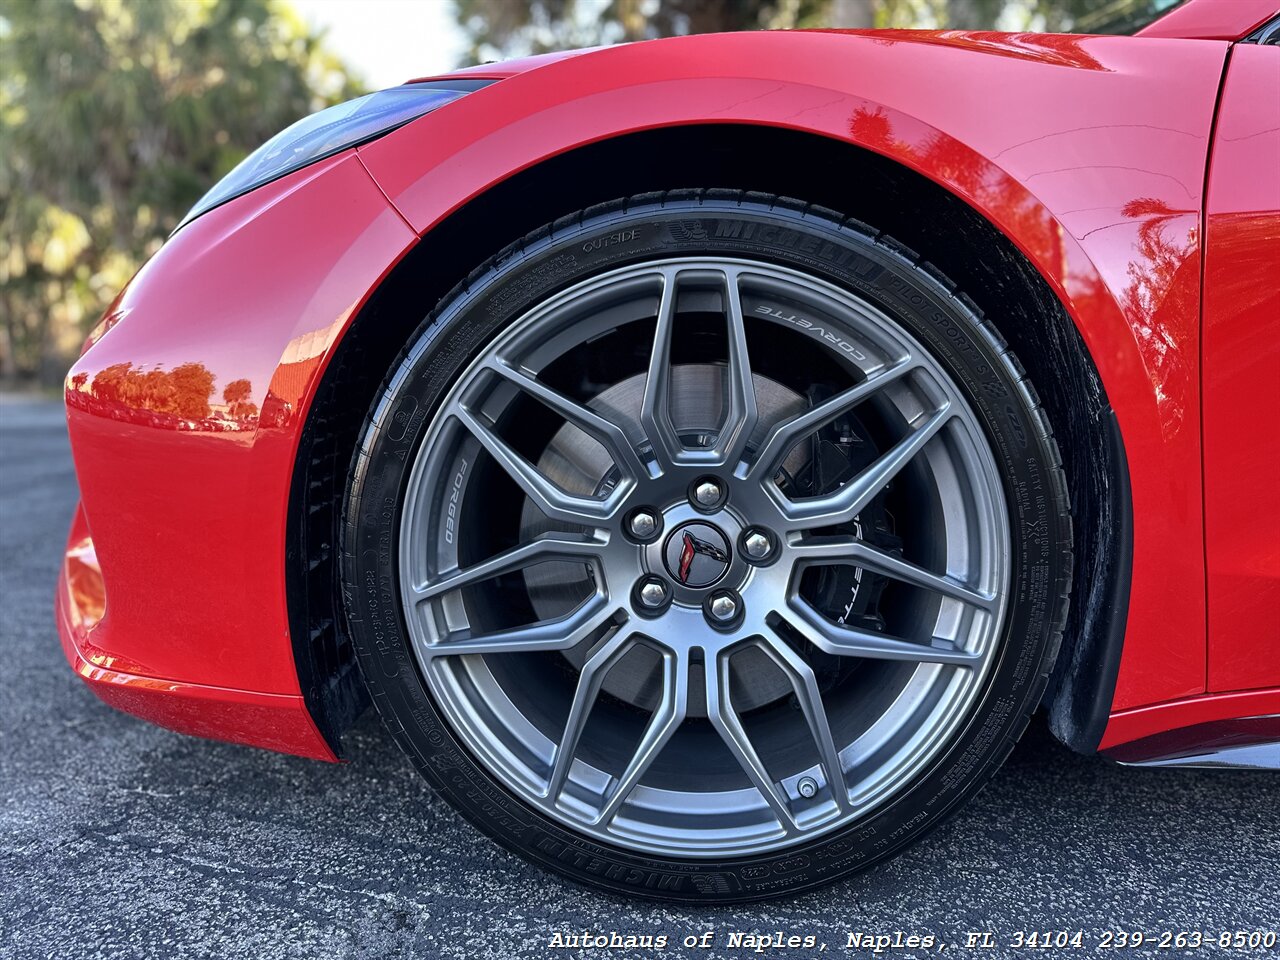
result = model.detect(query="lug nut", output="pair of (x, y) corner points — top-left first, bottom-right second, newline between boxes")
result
(693, 478), (723, 508)
(636, 576), (669, 611)
(743, 529), (773, 561)
(628, 510), (659, 540)
(709, 594), (737, 620)
(797, 776), (818, 799)
(704, 589), (742, 628)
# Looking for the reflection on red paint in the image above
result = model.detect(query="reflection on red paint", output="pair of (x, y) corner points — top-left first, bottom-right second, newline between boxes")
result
(79, 306), (129, 357)
(847, 30), (1108, 70)
(64, 536), (104, 632)
(64, 361), (267, 434)
(1117, 197), (1198, 440)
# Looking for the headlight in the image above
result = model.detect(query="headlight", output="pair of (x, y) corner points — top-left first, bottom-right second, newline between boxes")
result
(178, 78), (494, 229)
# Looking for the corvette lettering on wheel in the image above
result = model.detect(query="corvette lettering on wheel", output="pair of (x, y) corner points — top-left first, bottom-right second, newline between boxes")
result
(57, 0), (1280, 903)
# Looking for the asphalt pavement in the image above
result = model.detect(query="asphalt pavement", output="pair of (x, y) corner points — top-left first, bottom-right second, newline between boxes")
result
(1, 395), (1276, 960)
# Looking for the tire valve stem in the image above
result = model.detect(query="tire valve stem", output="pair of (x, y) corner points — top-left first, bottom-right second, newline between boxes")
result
(797, 776), (818, 799)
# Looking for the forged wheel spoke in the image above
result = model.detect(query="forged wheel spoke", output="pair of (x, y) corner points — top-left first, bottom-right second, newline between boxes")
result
(776, 403), (955, 530)
(782, 599), (981, 667)
(595, 648), (688, 825)
(789, 537), (996, 610)
(639, 271), (682, 466)
(706, 650), (799, 834)
(751, 639), (850, 813)
(718, 270), (759, 465)
(744, 357), (916, 481)
(486, 359), (652, 482)
(454, 405), (616, 524)
(545, 631), (635, 802)
(412, 533), (606, 601)
(422, 596), (621, 659)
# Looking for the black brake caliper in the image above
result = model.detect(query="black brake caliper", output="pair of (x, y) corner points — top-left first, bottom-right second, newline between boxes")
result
(776, 385), (903, 636)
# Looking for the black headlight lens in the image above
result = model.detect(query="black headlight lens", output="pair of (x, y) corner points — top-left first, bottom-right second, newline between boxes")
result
(179, 78), (493, 229)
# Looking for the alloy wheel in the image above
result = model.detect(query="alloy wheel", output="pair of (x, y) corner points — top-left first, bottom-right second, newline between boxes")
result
(398, 257), (1010, 858)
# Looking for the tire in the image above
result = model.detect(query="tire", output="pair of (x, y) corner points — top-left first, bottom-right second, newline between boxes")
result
(341, 191), (1072, 902)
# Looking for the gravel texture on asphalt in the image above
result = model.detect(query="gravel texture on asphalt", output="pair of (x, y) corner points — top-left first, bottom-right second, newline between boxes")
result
(1, 396), (1276, 959)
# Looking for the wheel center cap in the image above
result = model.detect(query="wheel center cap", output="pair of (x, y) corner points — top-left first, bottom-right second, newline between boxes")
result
(663, 522), (731, 588)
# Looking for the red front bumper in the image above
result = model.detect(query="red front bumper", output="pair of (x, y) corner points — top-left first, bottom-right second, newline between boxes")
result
(57, 152), (417, 760)
(56, 502), (336, 759)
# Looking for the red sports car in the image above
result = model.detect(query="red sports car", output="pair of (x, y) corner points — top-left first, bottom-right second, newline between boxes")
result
(58, 0), (1279, 901)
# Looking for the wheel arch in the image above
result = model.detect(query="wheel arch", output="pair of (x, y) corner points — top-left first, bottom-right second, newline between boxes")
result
(294, 120), (1128, 755)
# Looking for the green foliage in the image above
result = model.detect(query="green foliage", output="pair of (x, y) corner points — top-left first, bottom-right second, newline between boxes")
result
(453, 0), (1115, 63)
(454, 0), (835, 64)
(0, 0), (363, 383)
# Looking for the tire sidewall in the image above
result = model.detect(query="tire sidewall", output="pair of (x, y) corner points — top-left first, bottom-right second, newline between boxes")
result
(342, 197), (1069, 902)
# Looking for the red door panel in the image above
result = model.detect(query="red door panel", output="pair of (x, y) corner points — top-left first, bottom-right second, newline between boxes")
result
(1203, 42), (1280, 691)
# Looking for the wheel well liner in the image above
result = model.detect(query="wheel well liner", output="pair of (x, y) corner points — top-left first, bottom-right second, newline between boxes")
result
(289, 124), (1129, 755)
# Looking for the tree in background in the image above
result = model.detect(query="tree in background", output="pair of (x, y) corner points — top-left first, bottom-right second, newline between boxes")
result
(0, 0), (362, 384)
(454, 0), (1110, 63)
